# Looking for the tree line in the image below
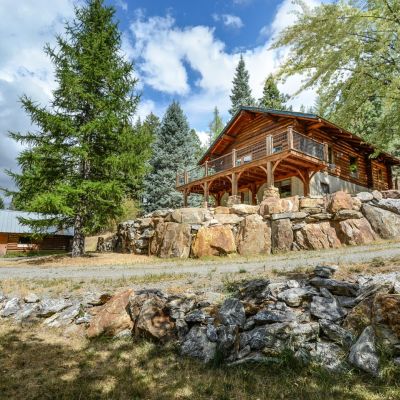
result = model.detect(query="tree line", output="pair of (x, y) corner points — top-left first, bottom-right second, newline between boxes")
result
(2, 0), (398, 256)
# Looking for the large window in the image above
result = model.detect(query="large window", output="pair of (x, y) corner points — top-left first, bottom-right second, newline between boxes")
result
(349, 156), (359, 178)
(17, 236), (32, 248)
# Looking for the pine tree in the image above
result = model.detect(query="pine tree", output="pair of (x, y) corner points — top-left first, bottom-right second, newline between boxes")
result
(143, 101), (198, 212)
(207, 107), (224, 146)
(5, 0), (153, 257)
(258, 74), (288, 110)
(229, 55), (254, 116)
(0, 197), (4, 209)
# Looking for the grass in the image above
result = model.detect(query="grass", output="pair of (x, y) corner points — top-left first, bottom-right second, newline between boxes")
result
(0, 273), (190, 298)
(1, 250), (68, 258)
(0, 322), (399, 400)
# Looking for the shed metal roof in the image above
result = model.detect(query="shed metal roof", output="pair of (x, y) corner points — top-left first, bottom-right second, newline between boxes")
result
(0, 210), (74, 236)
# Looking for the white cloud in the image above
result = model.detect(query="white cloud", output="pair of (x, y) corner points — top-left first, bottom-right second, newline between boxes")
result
(115, 0), (128, 11)
(0, 0), (75, 197)
(196, 130), (209, 147)
(128, 0), (320, 131)
(212, 14), (244, 29)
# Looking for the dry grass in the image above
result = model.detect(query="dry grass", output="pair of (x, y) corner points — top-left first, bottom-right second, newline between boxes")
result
(0, 321), (399, 400)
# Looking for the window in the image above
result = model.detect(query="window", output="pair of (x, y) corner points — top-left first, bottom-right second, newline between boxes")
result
(273, 145), (283, 153)
(377, 168), (383, 182)
(243, 154), (252, 163)
(328, 146), (335, 164)
(320, 182), (330, 194)
(275, 179), (291, 198)
(17, 236), (32, 248)
(349, 156), (358, 178)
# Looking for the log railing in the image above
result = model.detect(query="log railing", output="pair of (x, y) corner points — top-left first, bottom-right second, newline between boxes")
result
(176, 127), (326, 187)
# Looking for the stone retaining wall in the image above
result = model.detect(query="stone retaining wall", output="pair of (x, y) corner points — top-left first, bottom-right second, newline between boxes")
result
(98, 189), (400, 258)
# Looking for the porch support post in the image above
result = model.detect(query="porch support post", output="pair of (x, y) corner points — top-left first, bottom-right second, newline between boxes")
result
(231, 172), (238, 196)
(266, 135), (273, 156)
(267, 161), (274, 187)
(203, 181), (209, 208)
(304, 170), (310, 196)
(216, 192), (222, 206)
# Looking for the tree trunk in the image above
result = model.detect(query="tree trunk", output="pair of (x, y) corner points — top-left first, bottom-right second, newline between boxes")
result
(71, 213), (85, 257)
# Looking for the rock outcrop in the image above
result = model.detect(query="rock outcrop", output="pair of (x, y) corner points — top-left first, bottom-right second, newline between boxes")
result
(102, 190), (400, 259)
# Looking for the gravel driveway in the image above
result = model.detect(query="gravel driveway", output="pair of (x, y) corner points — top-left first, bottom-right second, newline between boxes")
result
(0, 241), (399, 281)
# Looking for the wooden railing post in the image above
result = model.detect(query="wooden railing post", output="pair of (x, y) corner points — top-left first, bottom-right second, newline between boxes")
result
(266, 135), (273, 156)
(323, 143), (329, 163)
(288, 126), (294, 149)
(232, 149), (237, 168)
(184, 169), (188, 184)
(205, 160), (208, 176)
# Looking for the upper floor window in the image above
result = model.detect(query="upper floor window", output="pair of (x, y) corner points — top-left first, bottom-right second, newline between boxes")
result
(328, 146), (334, 164)
(349, 156), (358, 178)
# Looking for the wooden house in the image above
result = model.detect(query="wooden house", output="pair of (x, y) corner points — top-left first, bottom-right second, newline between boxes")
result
(0, 210), (73, 256)
(176, 107), (400, 205)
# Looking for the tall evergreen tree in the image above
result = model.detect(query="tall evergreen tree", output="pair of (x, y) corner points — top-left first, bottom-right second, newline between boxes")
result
(229, 55), (254, 116)
(207, 106), (224, 146)
(4, 0), (152, 256)
(0, 197), (4, 209)
(258, 74), (288, 110)
(143, 101), (198, 212)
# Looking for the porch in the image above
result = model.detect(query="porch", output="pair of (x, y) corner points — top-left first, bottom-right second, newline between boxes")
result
(176, 126), (328, 206)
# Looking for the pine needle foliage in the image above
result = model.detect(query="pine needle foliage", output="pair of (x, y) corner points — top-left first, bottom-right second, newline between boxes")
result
(4, 0), (153, 256)
(258, 74), (289, 110)
(229, 55), (255, 116)
(273, 0), (400, 154)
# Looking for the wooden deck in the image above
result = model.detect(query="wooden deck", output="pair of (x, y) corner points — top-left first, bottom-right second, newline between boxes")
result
(176, 127), (328, 204)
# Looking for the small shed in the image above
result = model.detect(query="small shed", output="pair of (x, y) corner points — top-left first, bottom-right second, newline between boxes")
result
(0, 210), (73, 256)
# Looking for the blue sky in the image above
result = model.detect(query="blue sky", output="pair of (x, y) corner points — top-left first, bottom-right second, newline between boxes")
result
(0, 0), (318, 195)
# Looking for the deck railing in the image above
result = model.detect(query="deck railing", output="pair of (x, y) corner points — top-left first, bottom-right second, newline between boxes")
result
(176, 127), (327, 187)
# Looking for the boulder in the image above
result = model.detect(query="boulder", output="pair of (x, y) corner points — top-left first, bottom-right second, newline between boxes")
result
(335, 218), (377, 246)
(253, 309), (297, 324)
(313, 265), (338, 279)
(214, 213), (243, 225)
(181, 325), (216, 363)
(310, 296), (347, 321)
(170, 208), (209, 224)
(236, 214), (271, 256)
(259, 196), (299, 216)
(372, 198), (400, 215)
(226, 195), (241, 206)
(151, 222), (192, 258)
(294, 222), (341, 250)
(348, 326), (379, 376)
(37, 299), (73, 318)
(44, 304), (81, 328)
(373, 294), (400, 338)
(214, 206), (231, 214)
(328, 191), (353, 213)
(333, 210), (363, 220)
(86, 289), (133, 338)
(382, 190), (400, 199)
(277, 287), (317, 307)
(129, 290), (174, 340)
(263, 186), (280, 199)
(309, 277), (359, 297)
(319, 319), (354, 348)
(372, 190), (383, 201)
(309, 341), (347, 372)
(217, 324), (239, 356)
(191, 225), (236, 257)
(352, 197), (362, 211)
(299, 197), (325, 209)
(185, 310), (207, 323)
(1, 298), (20, 317)
(218, 298), (246, 327)
(362, 204), (400, 239)
(24, 293), (40, 303)
(230, 204), (259, 215)
(356, 192), (374, 202)
(271, 218), (293, 253)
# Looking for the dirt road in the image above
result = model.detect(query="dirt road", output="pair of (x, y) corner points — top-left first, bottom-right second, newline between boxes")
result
(0, 241), (399, 281)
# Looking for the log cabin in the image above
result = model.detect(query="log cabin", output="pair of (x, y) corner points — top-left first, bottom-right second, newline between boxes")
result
(0, 210), (73, 256)
(176, 107), (400, 205)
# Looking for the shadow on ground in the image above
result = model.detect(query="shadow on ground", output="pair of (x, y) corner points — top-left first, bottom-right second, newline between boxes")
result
(0, 323), (399, 400)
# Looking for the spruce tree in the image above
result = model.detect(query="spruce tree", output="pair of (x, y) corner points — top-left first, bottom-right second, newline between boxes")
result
(208, 106), (224, 146)
(5, 0), (152, 256)
(259, 74), (288, 110)
(143, 101), (198, 212)
(0, 197), (4, 209)
(229, 55), (254, 116)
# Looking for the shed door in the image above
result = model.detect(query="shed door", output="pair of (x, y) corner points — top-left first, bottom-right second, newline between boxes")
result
(0, 233), (7, 256)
